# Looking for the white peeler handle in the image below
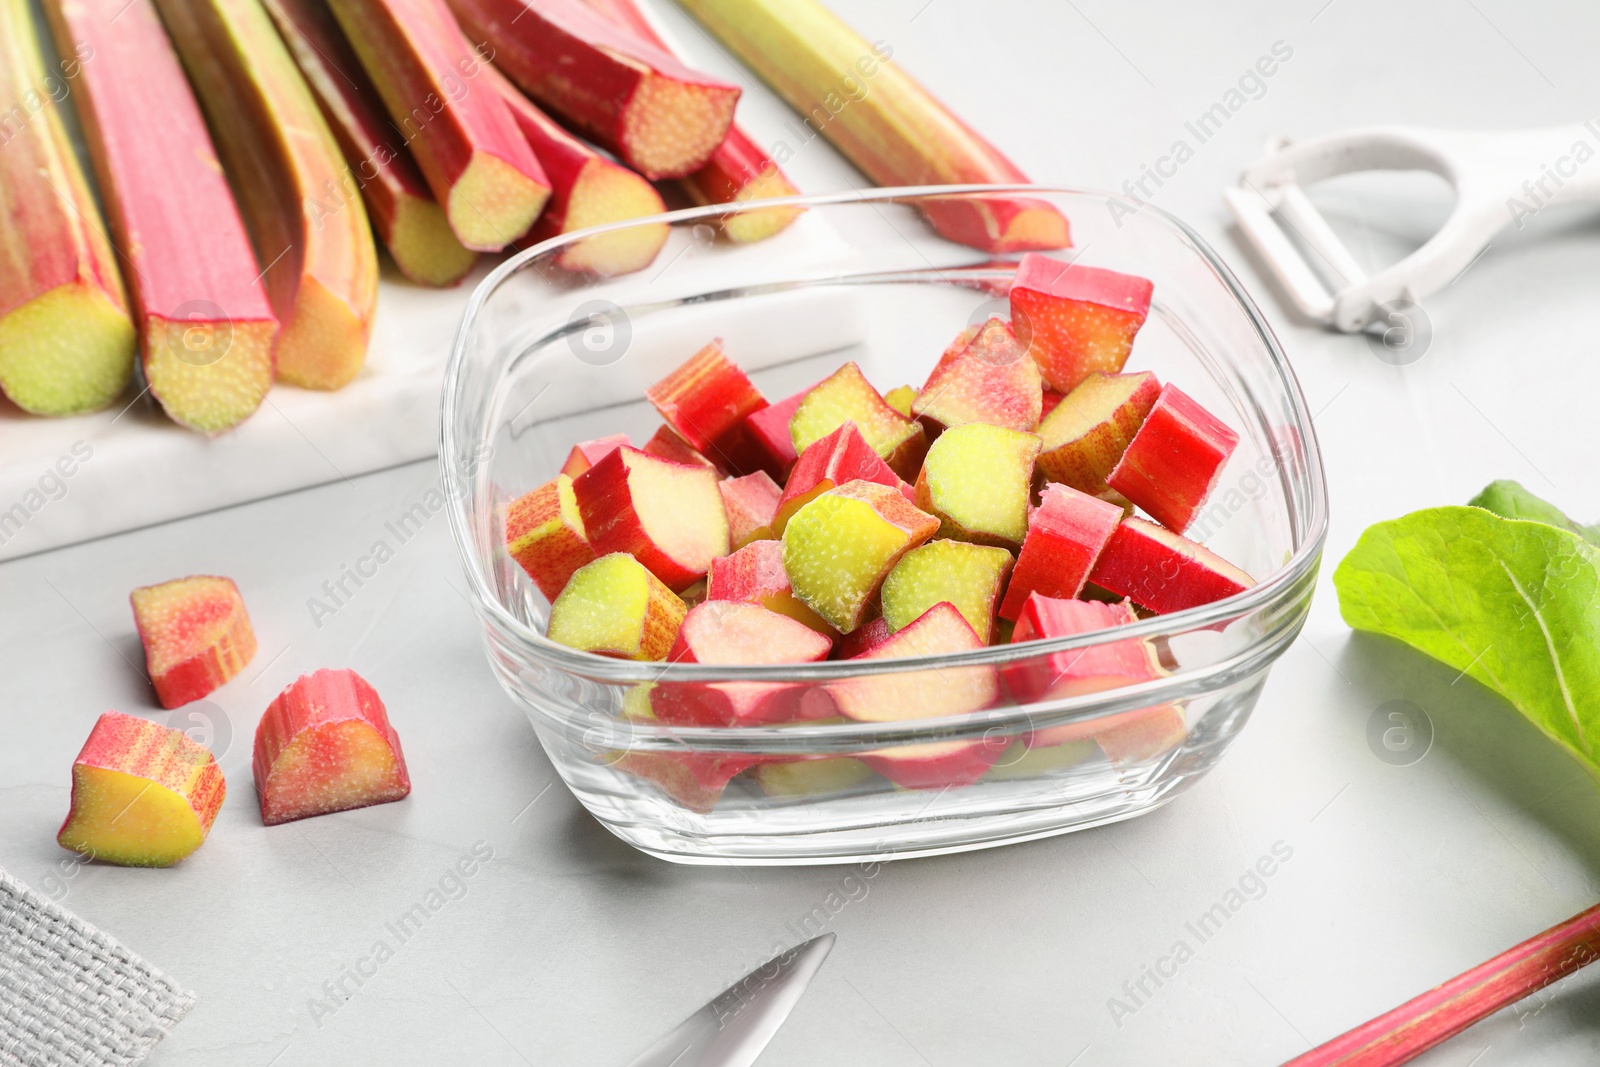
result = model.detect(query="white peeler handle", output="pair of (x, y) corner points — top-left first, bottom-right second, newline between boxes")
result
(1227, 123), (1600, 331)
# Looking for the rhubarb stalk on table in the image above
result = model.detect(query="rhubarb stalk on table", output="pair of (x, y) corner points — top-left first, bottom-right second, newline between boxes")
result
(446, 0), (740, 180)
(577, 0), (802, 242)
(486, 65), (669, 275)
(0, 0), (135, 416)
(155, 0), (378, 391)
(264, 0), (478, 286)
(326, 0), (550, 253)
(40, 0), (278, 433)
(674, 0), (1071, 254)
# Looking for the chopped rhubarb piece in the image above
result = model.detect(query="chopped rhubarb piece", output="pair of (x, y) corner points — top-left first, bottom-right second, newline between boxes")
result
(612, 686), (762, 811)
(743, 387), (806, 478)
(646, 340), (769, 473)
(1088, 516), (1254, 614)
(131, 576), (257, 709)
(676, 0), (1069, 253)
(157, 0), (380, 390)
(782, 480), (939, 633)
(912, 317), (1042, 433)
(999, 483), (1125, 621)
(253, 668), (411, 825)
(790, 362), (926, 480)
(753, 757), (874, 797)
(576, 0), (802, 242)
(449, 0), (739, 178)
(706, 538), (832, 635)
(774, 421), (905, 535)
(1095, 704), (1186, 764)
(832, 615), (891, 659)
(572, 445), (730, 590)
(1106, 384), (1240, 533)
(1010, 254), (1154, 393)
(880, 539), (1013, 643)
(883, 385), (917, 418)
(43, 0), (277, 432)
(830, 602), (998, 719)
(489, 65), (670, 274)
(0, 0), (134, 415)
(1003, 595), (1155, 706)
(505, 474), (597, 600)
(547, 553), (687, 659)
(57, 711), (226, 867)
(914, 423), (1041, 547)
(264, 0), (477, 287)
(863, 740), (1004, 790)
(1036, 371), (1161, 497)
(560, 433), (630, 477)
(651, 601), (831, 726)
(719, 472), (782, 548)
(642, 424), (718, 471)
(329, 0), (549, 252)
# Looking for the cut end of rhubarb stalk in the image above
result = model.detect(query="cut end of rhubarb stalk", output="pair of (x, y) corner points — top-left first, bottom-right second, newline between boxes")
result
(782, 480), (938, 633)
(131, 575), (257, 708)
(0, 284), (135, 415)
(253, 668), (411, 825)
(914, 422), (1042, 547)
(1011, 254), (1154, 393)
(506, 474), (598, 601)
(275, 274), (374, 390)
(448, 150), (550, 251)
(719, 471), (782, 548)
(880, 539), (1013, 643)
(912, 316), (1042, 433)
(57, 711), (225, 867)
(621, 68), (741, 179)
(720, 165), (804, 243)
(706, 538), (834, 635)
(791, 362), (926, 480)
(919, 194), (1072, 255)
(388, 194), (479, 286)
(547, 552), (687, 659)
(1036, 371), (1161, 497)
(554, 157), (670, 275)
(143, 313), (277, 434)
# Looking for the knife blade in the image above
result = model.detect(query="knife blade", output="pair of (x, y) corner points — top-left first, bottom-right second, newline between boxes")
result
(625, 933), (835, 1067)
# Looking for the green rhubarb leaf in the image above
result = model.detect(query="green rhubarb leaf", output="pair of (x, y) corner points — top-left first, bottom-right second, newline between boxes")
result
(1468, 479), (1600, 547)
(1333, 504), (1600, 776)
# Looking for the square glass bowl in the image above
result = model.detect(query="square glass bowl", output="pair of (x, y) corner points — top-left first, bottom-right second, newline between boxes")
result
(442, 185), (1327, 865)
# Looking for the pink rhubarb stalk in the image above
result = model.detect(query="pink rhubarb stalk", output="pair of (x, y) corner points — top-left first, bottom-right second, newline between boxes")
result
(675, 0), (1070, 253)
(1282, 902), (1600, 1067)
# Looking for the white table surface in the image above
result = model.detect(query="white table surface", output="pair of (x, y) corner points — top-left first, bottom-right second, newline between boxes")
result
(6, 1), (1600, 1063)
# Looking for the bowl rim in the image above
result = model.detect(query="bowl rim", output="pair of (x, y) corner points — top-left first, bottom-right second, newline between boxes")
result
(441, 183), (1329, 687)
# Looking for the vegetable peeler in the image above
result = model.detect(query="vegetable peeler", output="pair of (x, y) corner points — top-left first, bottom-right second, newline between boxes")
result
(1224, 122), (1600, 331)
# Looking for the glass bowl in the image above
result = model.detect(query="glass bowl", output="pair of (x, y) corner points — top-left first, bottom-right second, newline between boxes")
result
(442, 185), (1327, 865)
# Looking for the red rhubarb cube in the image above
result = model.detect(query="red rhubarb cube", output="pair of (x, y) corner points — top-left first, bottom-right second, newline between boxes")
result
(706, 538), (832, 635)
(1010, 253), (1154, 392)
(646, 340), (768, 473)
(571, 445), (729, 591)
(773, 421), (906, 534)
(911, 316), (1042, 433)
(1106, 384), (1239, 533)
(718, 471), (782, 548)
(998, 483), (1125, 621)
(742, 386), (805, 479)
(505, 474), (597, 600)
(130, 576), (257, 709)
(650, 601), (832, 726)
(1088, 516), (1254, 614)
(642, 423), (718, 471)
(1002, 595), (1156, 707)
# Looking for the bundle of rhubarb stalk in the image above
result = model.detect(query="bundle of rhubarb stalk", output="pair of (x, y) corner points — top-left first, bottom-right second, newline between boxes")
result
(0, 0), (1066, 437)
(506, 251), (1256, 810)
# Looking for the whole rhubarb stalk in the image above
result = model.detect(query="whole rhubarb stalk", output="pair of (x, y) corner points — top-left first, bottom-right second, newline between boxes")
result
(41, 0), (278, 433)
(0, 0), (135, 416)
(487, 66), (669, 275)
(156, 0), (379, 391)
(327, 0), (551, 253)
(675, 0), (1071, 254)
(447, 0), (739, 179)
(264, 0), (478, 286)
(578, 0), (802, 242)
